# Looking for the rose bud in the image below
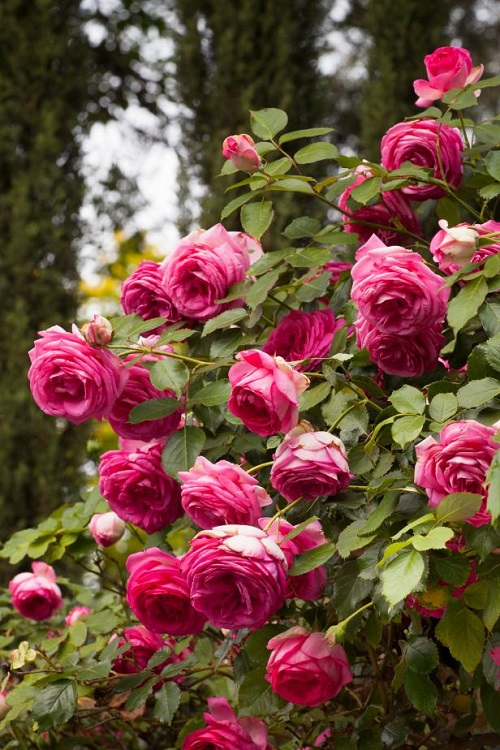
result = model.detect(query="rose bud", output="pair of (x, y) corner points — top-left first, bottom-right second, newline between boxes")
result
(222, 134), (260, 172)
(81, 314), (113, 346)
(88, 512), (126, 547)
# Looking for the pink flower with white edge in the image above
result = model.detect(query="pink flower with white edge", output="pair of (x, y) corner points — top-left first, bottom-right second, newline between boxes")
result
(88, 511), (126, 547)
(414, 46), (483, 107)
(228, 349), (309, 436)
(265, 627), (352, 707)
(9, 562), (63, 621)
(182, 697), (273, 750)
(430, 220), (479, 274)
(222, 134), (261, 172)
(65, 606), (91, 627)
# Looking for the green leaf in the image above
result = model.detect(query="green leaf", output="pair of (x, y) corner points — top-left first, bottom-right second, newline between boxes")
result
(264, 156), (293, 176)
(279, 126), (334, 144)
(295, 271), (330, 302)
(129, 397), (182, 424)
(332, 560), (373, 619)
(479, 183), (500, 201)
(435, 492), (483, 523)
(483, 577), (500, 629)
(350, 176), (382, 206)
(294, 141), (339, 164)
(389, 385), (426, 415)
(238, 667), (286, 716)
(289, 542), (336, 576)
(201, 307), (247, 337)
(250, 108), (288, 139)
(298, 381), (331, 411)
(404, 670), (437, 714)
(434, 554), (471, 587)
(486, 150), (500, 182)
(360, 493), (398, 535)
(241, 200), (274, 239)
(406, 635), (439, 674)
(381, 550), (425, 606)
(483, 333), (500, 373)
(221, 191), (262, 220)
(146, 647), (174, 671)
(32, 680), (77, 731)
(481, 681), (500, 732)
(268, 178), (314, 193)
(435, 600), (485, 672)
(442, 86), (478, 109)
(457, 377), (500, 408)
(337, 519), (376, 558)
(153, 683), (181, 725)
(463, 580), (489, 610)
(280, 516), (320, 543)
(282, 217), (321, 239)
(428, 393), (458, 422)
(162, 426), (206, 479)
(125, 677), (157, 711)
(391, 415), (425, 448)
(150, 359), (189, 397)
(411, 527), (454, 551)
(288, 246), (332, 268)
(486, 449), (500, 523)
(246, 268), (281, 309)
(190, 381), (231, 407)
(447, 276), (489, 333)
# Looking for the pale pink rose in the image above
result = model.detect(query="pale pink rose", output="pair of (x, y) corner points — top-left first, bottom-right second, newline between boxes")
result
(65, 606), (91, 626)
(222, 134), (261, 172)
(28, 326), (128, 424)
(430, 220), (479, 274)
(265, 627), (352, 707)
(81, 314), (113, 346)
(380, 119), (464, 200)
(126, 548), (206, 636)
(229, 231), (263, 263)
(178, 456), (272, 529)
(262, 309), (344, 372)
(355, 316), (445, 378)
(9, 562), (63, 621)
(121, 260), (182, 330)
(88, 511), (126, 547)
(181, 525), (288, 629)
(414, 46), (484, 107)
(228, 349), (309, 436)
(99, 443), (183, 533)
(0, 692), (10, 720)
(270, 431), (352, 502)
(351, 235), (450, 335)
(415, 420), (498, 526)
(161, 224), (252, 322)
(183, 697), (272, 750)
(261, 518), (328, 601)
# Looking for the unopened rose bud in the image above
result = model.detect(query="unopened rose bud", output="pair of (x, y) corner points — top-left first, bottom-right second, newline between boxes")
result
(88, 512), (126, 547)
(222, 134), (260, 172)
(430, 220), (478, 273)
(65, 606), (91, 627)
(81, 314), (113, 346)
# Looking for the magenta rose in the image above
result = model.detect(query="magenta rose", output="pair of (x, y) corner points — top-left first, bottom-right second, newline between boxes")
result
(28, 325), (128, 424)
(414, 46), (483, 107)
(181, 525), (288, 629)
(222, 134), (261, 172)
(99, 442), (183, 533)
(270, 431), (352, 502)
(380, 119), (464, 200)
(183, 697), (272, 750)
(351, 235), (449, 335)
(121, 260), (182, 330)
(228, 349), (309, 436)
(9, 562), (63, 621)
(88, 511), (126, 547)
(65, 606), (91, 627)
(265, 627), (352, 707)
(414, 420), (498, 527)
(262, 309), (343, 372)
(178, 456), (272, 528)
(161, 224), (253, 322)
(126, 548), (206, 636)
(110, 625), (189, 686)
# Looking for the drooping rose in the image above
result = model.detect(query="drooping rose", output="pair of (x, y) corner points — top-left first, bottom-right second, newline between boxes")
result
(182, 697), (272, 750)
(414, 420), (499, 526)
(28, 326), (128, 424)
(88, 511), (126, 547)
(222, 134), (260, 172)
(380, 119), (464, 200)
(65, 606), (91, 627)
(265, 627), (352, 707)
(262, 309), (343, 372)
(9, 562), (63, 621)
(270, 431), (352, 502)
(414, 46), (483, 107)
(121, 260), (182, 330)
(126, 548), (206, 636)
(99, 442), (183, 534)
(178, 456), (272, 529)
(228, 349), (309, 436)
(181, 525), (288, 630)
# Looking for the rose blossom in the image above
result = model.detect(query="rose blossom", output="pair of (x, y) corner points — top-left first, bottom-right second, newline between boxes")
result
(228, 349), (309, 436)
(121, 260), (182, 330)
(65, 606), (91, 626)
(351, 235), (450, 335)
(222, 134), (261, 172)
(161, 224), (253, 322)
(262, 309), (343, 372)
(414, 420), (499, 527)
(126, 548), (206, 636)
(414, 46), (483, 107)
(183, 697), (272, 750)
(324, 260), (352, 285)
(110, 625), (189, 686)
(178, 456), (272, 528)
(229, 231), (263, 264)
(270, 430), (352, 502)
(9, 562), (63, 621)
(431, 219), (500, 275)
(81, 314), (113, 346)
(265, 627), (352, 707)
(181, 525), (288, 629)
(28, 325), (128, 424)
(88, 511), (126, 547)
(380, 119), (464, 200)
(99, 442), (183, 533)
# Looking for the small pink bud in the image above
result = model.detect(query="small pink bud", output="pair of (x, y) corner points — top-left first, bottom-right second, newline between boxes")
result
(222, 134), (260, 172)
(65, 606), (92, 627)
(81, 314), (113, 346)
(88, 512), (126, 547)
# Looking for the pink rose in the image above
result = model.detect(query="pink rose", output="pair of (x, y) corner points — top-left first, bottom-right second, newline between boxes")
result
(415, 420), (499, 526)
(65, 606), (91, 627)
(228, 349), (309, 436)
(88, 511), (126, 547)
(351, 235), (450, 335)
(161, 224), (253, 322)
(262, 309), (343, 372)
(28, 325), (128, 424)
(229, 231), (263, 264)
(222, 134), (260, 172)
(183, 697), (272, 750)
(414, 46), (483, 107)
(9, 562), (63, 621)
(430, 220), (479, 274)
(126, 548), (206, 636)
(355, 317), (445, 378)
(98, 442), (183, 534)
(121, 260), (182, 330)
(380, 119), (464, 200)
(181, 525), (288, 629)
(178, 456), (272, 529)
(265, 627), (352, 707)
(110, 625), (189, 687)
(270, 431), (352, 502)
(81, 314), (113, 346)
